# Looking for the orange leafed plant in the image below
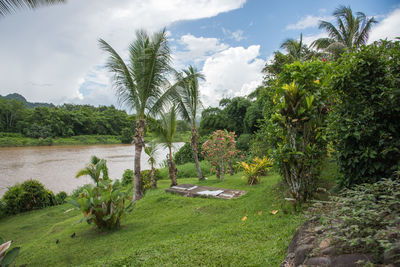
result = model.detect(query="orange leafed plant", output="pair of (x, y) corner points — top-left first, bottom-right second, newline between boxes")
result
(240, 156), (273, 185)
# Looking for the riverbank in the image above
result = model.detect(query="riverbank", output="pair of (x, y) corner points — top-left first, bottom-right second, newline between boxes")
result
(0, 132), (191, 147)
(0, 173), (303, 266)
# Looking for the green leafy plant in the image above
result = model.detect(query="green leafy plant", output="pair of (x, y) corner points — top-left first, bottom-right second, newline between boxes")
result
(121, 169), (134, 186)
(68, 179), (134, 230)
(55, 191), (68, 205)
(76, 155), (109, 186)
(313, 179), (400, 264)
(0, 237), (20, 267)
(330, 40), (400, 186)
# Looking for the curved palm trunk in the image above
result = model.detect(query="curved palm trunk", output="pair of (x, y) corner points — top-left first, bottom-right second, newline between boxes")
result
(191, 127), (204, 180)
(168, 146), (178, 186)
(133, 118), (145, 201)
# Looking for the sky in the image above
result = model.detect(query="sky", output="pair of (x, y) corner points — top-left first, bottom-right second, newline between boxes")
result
(0, 0), (399, 108)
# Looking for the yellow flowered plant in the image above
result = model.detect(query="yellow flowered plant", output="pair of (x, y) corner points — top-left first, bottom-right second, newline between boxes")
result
(240, 156), (273, 185)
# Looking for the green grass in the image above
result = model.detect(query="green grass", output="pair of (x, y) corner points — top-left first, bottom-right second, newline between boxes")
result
(144, 131), (191, 143)
(0, 173), (303, 266)
(0, 134), (122, 147)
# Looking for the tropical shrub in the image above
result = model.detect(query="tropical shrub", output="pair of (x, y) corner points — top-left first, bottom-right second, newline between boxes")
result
(201, 130), (239, 181)
(120, 127), (133, 144)
(71, 184), (92, 198)
(174, 137), (206, 165)
(330, 40), (400, 186)
(140, 170), (154, 191)
(55, 191), (68, 205)
(310, 179), (400, 264)
(76, 156), (109, 186)
(236, 133), (252, 152)
(69, 179), (134, 230)
(270, 61), (331, 202)
(121, 169), (134, 186)
(2, 180), (54, 215)
(240, 156), (273, 185)
(0, 237), (20, 267)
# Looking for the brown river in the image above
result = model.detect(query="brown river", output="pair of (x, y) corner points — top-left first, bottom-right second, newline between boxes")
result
(0, 143), (184, 197)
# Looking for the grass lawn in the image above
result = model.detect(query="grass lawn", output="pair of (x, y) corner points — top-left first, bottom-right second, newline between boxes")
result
(0, 173), (303, 266)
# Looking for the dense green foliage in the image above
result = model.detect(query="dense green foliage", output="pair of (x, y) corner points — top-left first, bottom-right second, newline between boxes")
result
(121, 169), (157, 191)
(1, 180), (56, 215)
(330, 41), (400, 186)
(311, 179), (400, 264)
(0, 174), (302, 266)
(69, 179), (134, 230)
(174, 138), (206, 165)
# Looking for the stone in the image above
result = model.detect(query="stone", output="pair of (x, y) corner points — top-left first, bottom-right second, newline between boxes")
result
(303, 236), (315, 244)
(305, 257), (331, 266)
(197, 190), (224, 196)
(330, 254), (373, 267)
(319, 238), (331, 249)
(294, 245), (313, 266)
(314, 226), (324, 234)
(321, 247), (336, 256)
(166, 184), (247, 199)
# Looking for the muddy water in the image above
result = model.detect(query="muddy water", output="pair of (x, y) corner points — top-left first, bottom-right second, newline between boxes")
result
(0, 143), (183, 197)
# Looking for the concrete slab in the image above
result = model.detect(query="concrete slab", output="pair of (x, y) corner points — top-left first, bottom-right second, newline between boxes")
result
(165, 184), (247, 199)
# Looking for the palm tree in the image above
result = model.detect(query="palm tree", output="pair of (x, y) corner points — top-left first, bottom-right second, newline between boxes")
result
(76, 156), (108, 186)
(0, 0), (65, 17)
(281, 34), (320, 62)
(153, 105), (178, 186)
(144, 141), (158, 188)
(311, 6), (377, 57)
(99, 29), (173, 201)
(174, 66), (205, 181)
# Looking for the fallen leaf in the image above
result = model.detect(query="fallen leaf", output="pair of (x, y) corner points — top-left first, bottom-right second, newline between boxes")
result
(241, 215), (248, 221)
(258, 211), (263, 215)
(271, 210), (279, 215)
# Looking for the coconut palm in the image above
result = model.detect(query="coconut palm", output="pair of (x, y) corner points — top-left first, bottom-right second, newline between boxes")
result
(281, 34), (320, 62)
(311, 6), (377, 57)
(144, 141), (158, 188)
(0, 0), (65, 17)
(153, 105), (178, 186)
(99, 29), (173, 201)
(174, 66), (205, 181)
(76, 156), (108, 186)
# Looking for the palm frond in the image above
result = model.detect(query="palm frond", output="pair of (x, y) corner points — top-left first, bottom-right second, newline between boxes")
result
(0, 0), (65, 17)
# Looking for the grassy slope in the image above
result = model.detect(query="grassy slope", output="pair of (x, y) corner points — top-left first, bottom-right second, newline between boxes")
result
(0, 173), (303, 267)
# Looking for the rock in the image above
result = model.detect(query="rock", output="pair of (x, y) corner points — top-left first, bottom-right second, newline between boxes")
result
(321, 247), (336, 256)
(384, 243), (400, 265)
(314, 226), (324, 234)
(331, 254), (373, 267)
(319, 238), (331, 249)
(303, 236), (316, 244)
(294, 245), (313, 266)
(305, 257), (331, 266)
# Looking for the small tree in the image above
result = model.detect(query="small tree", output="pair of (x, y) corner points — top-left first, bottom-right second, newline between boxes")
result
(76, 156), (109, 186)
(144, 141), (158, 188)
(201, 130), (239, 181)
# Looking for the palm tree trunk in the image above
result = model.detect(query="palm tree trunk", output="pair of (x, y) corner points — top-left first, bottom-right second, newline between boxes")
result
(168, 146), (178, 186)
(191, 126), (204, 180)
(133, 118), (145, 201)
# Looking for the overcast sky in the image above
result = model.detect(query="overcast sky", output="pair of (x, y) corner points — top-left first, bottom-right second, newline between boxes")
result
(0, 0), (399, 108)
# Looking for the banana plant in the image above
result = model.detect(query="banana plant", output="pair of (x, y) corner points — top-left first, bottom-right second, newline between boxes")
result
(0, 237), (20, 267)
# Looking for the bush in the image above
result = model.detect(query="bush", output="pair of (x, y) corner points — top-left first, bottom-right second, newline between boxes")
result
(69, 180), (134, 230)
(311, 179), (400, 264)
(174, 139), (205, 165)
(2, 180), (55, 215)
(71, 184), (93, 198)
(236, 134), (252, 152)
(120, 127), (133, 144)
(121, 169), (134, 186)
(55, 191), (68, 205)
(330, 40), (400, 186)
(239, 156), (273, 185)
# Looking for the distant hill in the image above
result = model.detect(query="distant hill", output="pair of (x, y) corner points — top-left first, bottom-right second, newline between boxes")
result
(0, 93), (55, 108)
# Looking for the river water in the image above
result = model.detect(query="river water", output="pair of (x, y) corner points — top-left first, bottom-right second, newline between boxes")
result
(0, 143), (183, 197)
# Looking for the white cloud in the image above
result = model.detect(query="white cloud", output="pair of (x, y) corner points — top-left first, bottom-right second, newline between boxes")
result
(173, 34), (229, 68)
(302, 32), (329, 46)
(200, 45), (265, 107)
(0, 0), (246, 105)
(369, 8), (400, 43)
(286, 15), (333, 30)
(222, 28), (245, 41)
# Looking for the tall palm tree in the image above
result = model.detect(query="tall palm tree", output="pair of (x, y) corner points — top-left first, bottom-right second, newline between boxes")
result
(311, 6), (377, 57)
(99, 29), (173, 201)
(0, 0), (65, 17)
(153, 105), (178, 186)
(281, 34), (321, 62)
(76, 156), (108, 186)
(144, 141), (158, 188)
(174, 66), (205, 181)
